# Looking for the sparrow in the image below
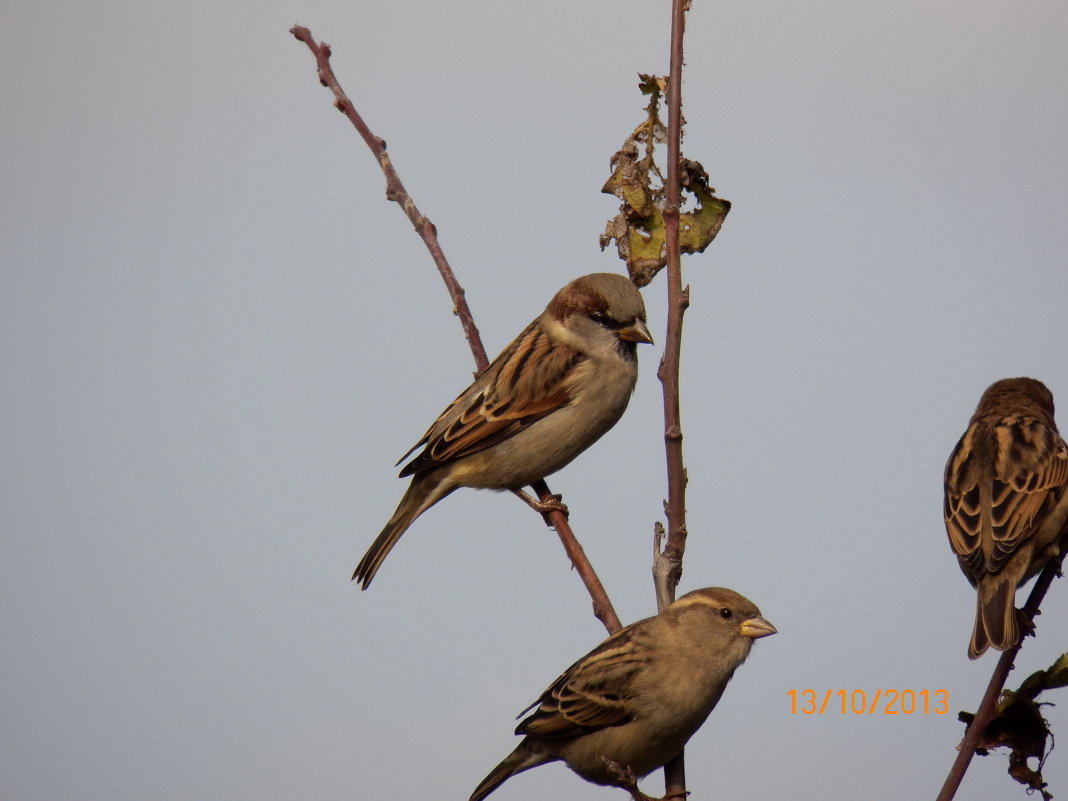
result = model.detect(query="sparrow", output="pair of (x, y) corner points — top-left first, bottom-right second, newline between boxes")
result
(353, 272), (653, 589)
(469, 587), (776, 801)
(943, 377), (1068, 658)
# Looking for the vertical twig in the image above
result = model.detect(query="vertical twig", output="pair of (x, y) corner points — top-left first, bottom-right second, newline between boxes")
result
(935, 551), (1067, 801)
(657, 1), (692, 799)
(290, 24), (621, 635)
(654, 0), (691, 608)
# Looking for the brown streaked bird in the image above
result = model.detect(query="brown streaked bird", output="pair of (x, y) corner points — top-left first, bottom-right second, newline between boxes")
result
(943, 377), (1068, 659)
(469, 587), (776, 801)
(353, 273), (653, 589)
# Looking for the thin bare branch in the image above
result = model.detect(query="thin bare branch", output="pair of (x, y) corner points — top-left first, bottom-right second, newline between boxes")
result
(658, 2), (691, 799)
(531, 480), (622, 633)
(935, 549), (1068, 801)
(654, 0), (691, 612)
(289, 25), (488, 371)
(291, 24), (621, 635)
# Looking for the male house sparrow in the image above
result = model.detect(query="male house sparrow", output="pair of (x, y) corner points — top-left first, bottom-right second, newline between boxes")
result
(469, 587), (776, 801)
(943, 377), (1068, 658)
(353, 273), (653, 589)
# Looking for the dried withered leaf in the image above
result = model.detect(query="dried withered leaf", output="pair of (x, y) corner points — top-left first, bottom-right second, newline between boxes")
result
(599, 206), (668, 289)
(602, 140), (655, 219)
(678, 159), (731, 256)
(1019, 653), (1068, 697)
(600, 77), (730, 286)
(1008, 755), (1052, 801)
(638, 73), (668, 96)
(979, 691), (1048, 759)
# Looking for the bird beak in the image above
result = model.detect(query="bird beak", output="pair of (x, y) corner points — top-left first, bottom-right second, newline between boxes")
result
(617, 318), (654, 345)
(739, 616), (777, 640)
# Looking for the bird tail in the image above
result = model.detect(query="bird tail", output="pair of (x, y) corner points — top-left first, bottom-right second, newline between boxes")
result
(352, 475), (453, 590)
(469, 742), (555, 801)
(970, 578), (1017, 659)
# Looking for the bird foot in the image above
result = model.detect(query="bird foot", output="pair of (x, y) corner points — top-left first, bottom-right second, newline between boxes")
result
(1016, 607), (1038, 638)
(512, 489), (569, 525)
(602, 760), (686, 801)
(603, 760), (651, 801)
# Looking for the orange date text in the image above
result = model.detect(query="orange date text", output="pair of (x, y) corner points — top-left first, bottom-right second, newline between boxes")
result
(786, 689), (949, 715)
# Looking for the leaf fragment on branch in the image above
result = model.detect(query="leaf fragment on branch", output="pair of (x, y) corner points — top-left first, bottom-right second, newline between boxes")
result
(599, 74), (731, 287)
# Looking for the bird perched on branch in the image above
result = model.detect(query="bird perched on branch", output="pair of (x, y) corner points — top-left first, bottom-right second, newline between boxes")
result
(943, 377), (1068, 658)
(353, 272), (653, 589)
(469, 587), (776, 801)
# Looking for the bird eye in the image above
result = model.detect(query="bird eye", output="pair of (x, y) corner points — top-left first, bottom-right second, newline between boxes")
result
(588, 311), (613, 327)
(719, 608), (733, 619)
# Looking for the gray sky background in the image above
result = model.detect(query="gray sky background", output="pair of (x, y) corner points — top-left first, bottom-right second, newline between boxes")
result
(3, 1), (1068, 799)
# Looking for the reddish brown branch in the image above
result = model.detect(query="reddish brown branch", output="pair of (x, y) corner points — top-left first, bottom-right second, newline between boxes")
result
(289, 25), (488, 371)
(653, 0), (691, 610)
(935, 552), (1067, 801)
(291, 24), (621, 635)
(532, 480), (622, 633)
(657, 2), (691, 799)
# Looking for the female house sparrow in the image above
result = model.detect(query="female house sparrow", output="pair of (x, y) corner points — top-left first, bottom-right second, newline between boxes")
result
(469, 588), (776, 801)
(353, 273), (653, 589)
(943, 377), (1068, 658)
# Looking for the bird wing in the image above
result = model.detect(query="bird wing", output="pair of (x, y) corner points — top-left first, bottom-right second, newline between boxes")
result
(516, 629), (645, 739)
(944, 414), (1068, 578)
(397, 320), (585, 477)
(943, 425), (986, 578)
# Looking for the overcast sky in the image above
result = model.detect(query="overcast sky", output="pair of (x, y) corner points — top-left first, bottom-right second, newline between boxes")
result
(3, 1), (1068, 800)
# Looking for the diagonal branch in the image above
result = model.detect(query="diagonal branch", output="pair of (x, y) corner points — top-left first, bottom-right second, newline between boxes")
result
(291, 24), (621, 635)
(289, 25), (487, 372)
(935, 548), (1068, 801)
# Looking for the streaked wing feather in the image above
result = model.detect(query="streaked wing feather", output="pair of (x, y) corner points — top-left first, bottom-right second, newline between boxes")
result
(987, 416), (1068, 571)
(945, 414), (1068, 579)
(944, 432), (982, 563)
(518, 630), (645, 739)
(398, 321), (583, 477)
